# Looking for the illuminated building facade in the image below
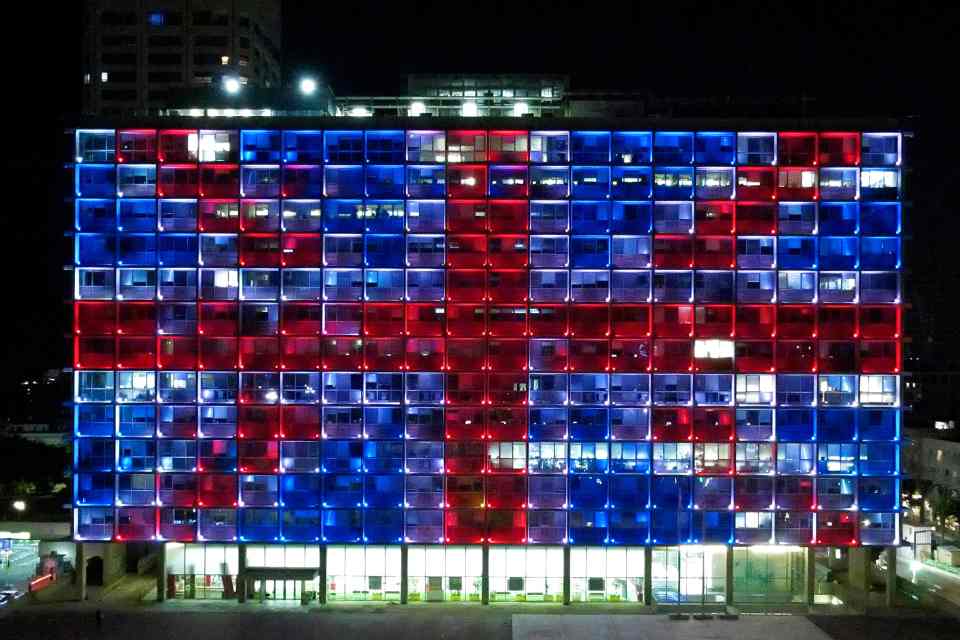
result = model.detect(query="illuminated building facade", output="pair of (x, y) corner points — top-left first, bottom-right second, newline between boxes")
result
(71, 122), (903, 604)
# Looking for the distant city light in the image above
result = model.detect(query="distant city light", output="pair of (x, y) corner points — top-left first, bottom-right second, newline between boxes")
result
(299, 77), (318, 96)
(461, 101), (478, 117)
(513, 101), (529, 117)
(12, 500), (26, 512)
(409, 101), (427, 116)
(349, 106), (372, 117)
(223, 76), (241, 95)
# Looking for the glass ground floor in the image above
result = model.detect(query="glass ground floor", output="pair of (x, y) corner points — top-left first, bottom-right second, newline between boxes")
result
(162, 542), (879, 606)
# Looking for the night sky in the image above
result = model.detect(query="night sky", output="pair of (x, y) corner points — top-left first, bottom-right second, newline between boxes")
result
(0, 0), (955, 391)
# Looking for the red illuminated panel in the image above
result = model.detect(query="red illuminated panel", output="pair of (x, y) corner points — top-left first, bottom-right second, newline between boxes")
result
(819, 133), (860, 166)
(652, 407), (692, 441)
(653, 339), (693, 372)
(569, 305), (609, 338)
(694, 408), (734, 442)
(321, 337), (363, 370)
(611, 305), (651, 338)
(609, 339), (649, 372)
(75, 301), (115, 335)
(363, 337), (404, 371)
(528, 305), (568, 337)
(447, 165), (487, 198)
(238, 406), (280, 439)
(239, 337), (280, 369)
(568, 339), (608, 371)
(117, 336), (155, 368)
(405, 305), (445, 338)
(737, 167), (777, 200)
(199, 165), (239, 198)
(695, 201), (735, 234)
(777, 340), (816, 372)
(488, 131), (529, 163)
(447, 201), (489, 233)
(487, 339), (527, 371)
(196, 474), (237, 508)
(281, 336), (321, 369)
(487, 407), (527, 439)
(694, 236), (735, 268)
(736, 305), (776, 338)
(158, 165), (199, 198)
(281, 405), (321, 440)
(694, 305), (734, 338)
(735, 202), (777, 234)
(654, 235), (694, 268)
(239, 234), (281, 267)
(199, 337), (238, 369)
(281, 234), (322, 266)
(488, 200), (529, 232)
(778, 132), (818, 166)
(653, 305), (694, 338)
(76, 336), (114, 368)
(405, 337), (444, 370)
(446, 235), (487, 268)
(736, 341), (774, 372)
(778, 306), (816, 338)
(158, 336), (198, 369)
(158, 129), (197, 164)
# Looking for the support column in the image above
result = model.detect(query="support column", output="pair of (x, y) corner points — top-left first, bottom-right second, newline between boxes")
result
(318, 545), (327, 605)
(724, 546), (735, 606)
(805, 547), (816, 607)
(400, 544), (409, 604)
(643, 547), (653, 606)
(885, 546), (897, 607)
(76, 542), (87, 602)
(237, 543), (247, 603)
(156, 542), (167, 602)
(562, 545), (571, 605)
(481, 543), (490, 605)
(848, 547), (872, 611)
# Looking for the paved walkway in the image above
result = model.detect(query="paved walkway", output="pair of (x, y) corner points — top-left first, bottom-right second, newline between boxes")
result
(513, 614), (833, 640)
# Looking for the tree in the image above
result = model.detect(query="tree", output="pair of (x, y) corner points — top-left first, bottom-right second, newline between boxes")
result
(931, 490), (960, 531)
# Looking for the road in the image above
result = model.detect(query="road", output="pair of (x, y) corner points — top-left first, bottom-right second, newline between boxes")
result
(0, 543), (38, 592)
(895, 546), (960, 607)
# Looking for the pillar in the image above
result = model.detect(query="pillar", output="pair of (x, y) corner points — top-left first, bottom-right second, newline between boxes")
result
(643, 547), (653, 606)
(805, 547), (816, 607)
(885, 546), (897, 607)
(400, 544), (408, 604)
(237, 543), (247, 603)
(481, 543), (489, 605)
(76, 542), (87, 602)
(562, 545), (571, 605)
(318, 545), (327, 605)
(156, 543), (167, 602)
(724, 546), (735, 605)
(848, 547), (872, 611)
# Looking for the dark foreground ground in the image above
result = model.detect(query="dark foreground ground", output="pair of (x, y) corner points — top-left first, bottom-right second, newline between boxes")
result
(0, 604), (956, 640)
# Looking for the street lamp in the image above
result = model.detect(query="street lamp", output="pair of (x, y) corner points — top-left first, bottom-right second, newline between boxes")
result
(222, 76), (241, 95)
(299, 77), (318, 96)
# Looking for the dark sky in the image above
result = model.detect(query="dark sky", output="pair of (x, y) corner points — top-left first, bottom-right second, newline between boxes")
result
(0, 0), (955, 388)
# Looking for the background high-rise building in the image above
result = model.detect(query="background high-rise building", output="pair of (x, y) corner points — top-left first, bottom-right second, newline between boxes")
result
(81, 0), (281, 116)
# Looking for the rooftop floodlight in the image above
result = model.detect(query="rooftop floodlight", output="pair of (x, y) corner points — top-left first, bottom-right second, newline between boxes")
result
(299, 77), (317, 96)
(223, 76), (241, 95)
(409, 101), (427, 116)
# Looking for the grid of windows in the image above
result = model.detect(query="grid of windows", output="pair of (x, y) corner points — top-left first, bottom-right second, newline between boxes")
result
(72, 127), (901, 546)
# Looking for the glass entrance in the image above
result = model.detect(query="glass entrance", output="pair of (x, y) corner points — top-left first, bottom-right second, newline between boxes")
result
(251, 578), (316, 601)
